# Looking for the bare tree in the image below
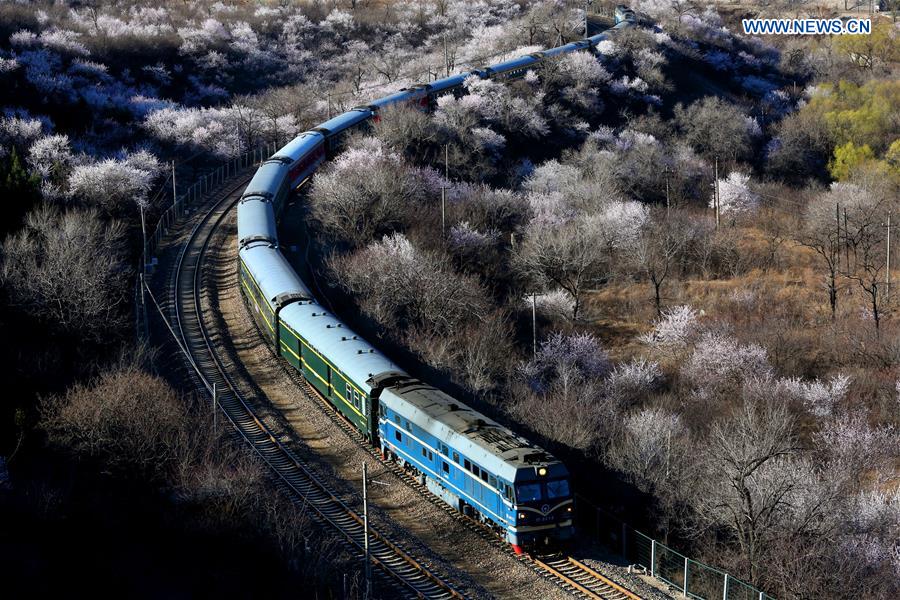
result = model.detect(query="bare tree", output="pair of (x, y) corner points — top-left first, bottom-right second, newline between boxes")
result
(514, 216), (609, 321)
(1, 205), (129, 341)
(633, 209), (692, 315)
(689, 398), (804, 583)
(309, 138), (421, 247)
(674, 97), (753, 165)
(798, 193), (844, 321)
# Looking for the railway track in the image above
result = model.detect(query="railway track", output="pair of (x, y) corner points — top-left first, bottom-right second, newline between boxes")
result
(529, 555), (643, 600)
(162, 181), (464, 600)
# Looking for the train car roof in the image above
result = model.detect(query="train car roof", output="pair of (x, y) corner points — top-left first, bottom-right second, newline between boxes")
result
(370, 89), (423, 109)
(273, 131), (324, 163)
(279, 302), (402, 392)
(239, 245), (313, 306)
(315, 109), (373, 135)
(429, 73), (468, 93)
(237, 197), (277, 248)
(243, 160), (289, 200)
(378, 381), (564, 482)
(489, 55), (540, 74)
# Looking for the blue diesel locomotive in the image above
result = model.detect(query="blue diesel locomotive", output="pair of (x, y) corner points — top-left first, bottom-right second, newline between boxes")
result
(237, 13), (634, 551)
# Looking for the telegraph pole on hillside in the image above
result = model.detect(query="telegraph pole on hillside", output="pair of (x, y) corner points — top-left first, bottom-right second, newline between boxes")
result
(584, 0), (594, 36)
(532, 293), (537, 357)
(171, 160), (177, 209)
(714, 156), (720, 228)
(664, 165), (670, 218)
(363, 461), (371, 599)
(884, 213), (892, 302)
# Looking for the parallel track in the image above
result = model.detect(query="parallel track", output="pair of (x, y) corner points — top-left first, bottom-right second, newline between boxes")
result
(169, 182), (464, 600)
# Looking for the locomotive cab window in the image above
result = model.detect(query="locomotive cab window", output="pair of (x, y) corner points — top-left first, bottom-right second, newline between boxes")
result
(503, 484), (514, 501)
(516, 483), (542, 503)
(547, 479), (570, 499)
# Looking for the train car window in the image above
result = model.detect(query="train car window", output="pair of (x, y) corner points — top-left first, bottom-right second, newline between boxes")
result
(547, 479), (570, 499)
(442, 462), (449, 474)
(489, 475), (497, 488)
(346, 382), (352, 400)
(464, 459), (471, 471)
(453, 452), (459, 464)
(427, 450), (433, 461)
(422, 447), (428, 459)
(395, 431), (402, 442)
(480, 470), (488, 483)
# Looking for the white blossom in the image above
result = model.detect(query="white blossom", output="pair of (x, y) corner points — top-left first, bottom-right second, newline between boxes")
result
(640, 305), (701, 351)
(520, 332), (611, 392)
(27, 134), (73, 179)
(711, 172), (759, 217)
(681, 331), (771, 397)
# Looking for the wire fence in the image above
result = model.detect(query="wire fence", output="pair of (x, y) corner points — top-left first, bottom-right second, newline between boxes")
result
(134, 142), (275, 341)
(576, 494), (774, 600)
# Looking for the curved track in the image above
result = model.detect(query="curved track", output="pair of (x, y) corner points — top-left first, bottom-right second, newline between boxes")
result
(169, 183), (465, 600)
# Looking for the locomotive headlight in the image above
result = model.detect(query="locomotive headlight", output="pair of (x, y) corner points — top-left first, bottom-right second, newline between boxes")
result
(538, 467), (547, 476)
(517, 512), (527, 520)
(566, 506), (573, 512)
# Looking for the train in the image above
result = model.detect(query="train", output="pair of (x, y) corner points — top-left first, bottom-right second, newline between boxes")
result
(236, 9), (634, 553)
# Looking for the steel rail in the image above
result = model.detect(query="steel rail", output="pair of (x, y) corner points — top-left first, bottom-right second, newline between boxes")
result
(528, 555), (643, 600)
(164, 181), (464, 600)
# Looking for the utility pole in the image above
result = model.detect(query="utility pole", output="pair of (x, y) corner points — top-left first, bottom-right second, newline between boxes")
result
(444, 143), (449, 179)
(664, 165), (670, 219)
(836, 202), (842, 274)
(441, 185), (447, 237)
(171, 160), (177, 210)
(884, 213), (892, 302)
(844, 207), (851, 275)
(713, 157), (720, 229)
(584, 0), (594, 36)
(441, 144), (449, 237)
(139, 202), (147, 268)
(362, 461), (371, 600)
(531, 293), (537, 357)
(443, 33), (450, 77)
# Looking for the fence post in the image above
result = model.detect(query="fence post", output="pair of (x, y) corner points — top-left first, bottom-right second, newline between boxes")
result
(683, 557), (689, 598)
(759, 593), (763, 600)
(650, 539), (656, 578)
(723, 573), (729, 600)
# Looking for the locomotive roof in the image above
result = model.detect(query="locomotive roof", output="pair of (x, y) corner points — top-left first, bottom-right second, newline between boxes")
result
(378, 380), (561, 482)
